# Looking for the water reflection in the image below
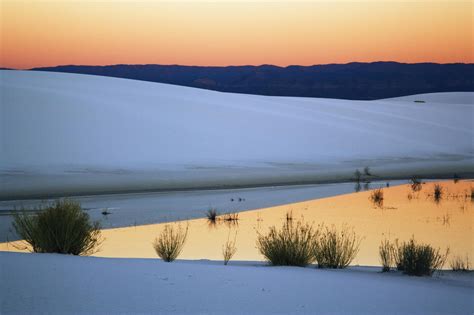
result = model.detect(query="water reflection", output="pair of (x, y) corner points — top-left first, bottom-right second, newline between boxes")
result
(1, 181), (472, 267)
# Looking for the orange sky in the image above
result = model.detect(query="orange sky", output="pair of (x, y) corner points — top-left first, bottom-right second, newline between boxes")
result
(1, 1), (472, 69)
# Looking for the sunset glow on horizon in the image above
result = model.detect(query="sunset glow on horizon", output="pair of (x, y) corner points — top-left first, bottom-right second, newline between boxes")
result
(1, 0), (472, 69)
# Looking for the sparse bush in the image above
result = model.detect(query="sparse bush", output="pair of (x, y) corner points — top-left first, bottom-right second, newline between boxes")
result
(257, 220), (318, 267)
(379, 239), (394, 272)
(222, 231), (237, 265)
(153, 224), (188, 262)
(206, 208), (218, 223)
(369, 188), (384, 208)
(394, 237), (449, 276)
(314, 224), (362, 269)
(13, 199), (101, 255)
(285, 210), (293, 222)
(450, 255), (470, 271)
(433, 184), (443, 203)
(410, 176), (422, 192)
(471, 187), (474, 202)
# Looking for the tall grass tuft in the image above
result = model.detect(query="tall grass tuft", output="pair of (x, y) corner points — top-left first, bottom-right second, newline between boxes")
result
(313, 224), (362, 269)
(153, 224), (188, 262)
(450, 255), (470, 271)
(394, 237), (449, 276)
(12, 199), (101, 255)
(379, 239), (394, 272)
(222, 231), (237, 265)
(256, 220), (318, 267)
(369, 188), (384, 208)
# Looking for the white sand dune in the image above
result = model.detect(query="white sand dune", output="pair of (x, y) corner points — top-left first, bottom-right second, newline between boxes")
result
(1, 70), (473, 198)
(1, 252), (473, 314)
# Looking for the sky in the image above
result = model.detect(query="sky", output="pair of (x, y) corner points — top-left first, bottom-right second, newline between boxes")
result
(1, 0), (472, 69)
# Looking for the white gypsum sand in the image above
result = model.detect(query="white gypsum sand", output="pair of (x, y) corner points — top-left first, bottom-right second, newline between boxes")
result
(1, 252), (473, 314)
(1, 70), (473, 199)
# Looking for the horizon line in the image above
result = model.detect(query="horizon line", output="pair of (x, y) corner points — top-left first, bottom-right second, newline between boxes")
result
(2, 60), (474, 71)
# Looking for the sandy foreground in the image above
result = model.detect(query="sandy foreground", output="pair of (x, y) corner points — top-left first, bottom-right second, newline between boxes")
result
(1, 252), (473, 315)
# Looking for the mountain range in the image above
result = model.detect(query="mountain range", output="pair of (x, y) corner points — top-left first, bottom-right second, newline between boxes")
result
(31, 62), (474, 100)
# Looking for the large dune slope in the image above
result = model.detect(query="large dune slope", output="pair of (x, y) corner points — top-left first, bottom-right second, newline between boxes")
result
(1, 70), (473, 198)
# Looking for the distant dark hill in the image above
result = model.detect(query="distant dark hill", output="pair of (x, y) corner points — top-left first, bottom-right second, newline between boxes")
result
(31, 62), (474, 100)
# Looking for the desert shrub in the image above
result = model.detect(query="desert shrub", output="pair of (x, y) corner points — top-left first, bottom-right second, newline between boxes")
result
(450, 255), (470, 271)
(206, 208), (218, 223)
(153, 224), (188, 262)
(222, 231), (237, 265)
(394, 237), (449, 276)
(379, 239), (394, 272)
(285, 210), (293, 222)
(471, 187), (474, 202)
(369, 188), (384, 208)
(12, 199), (102, 255)
(433, 184), (443, 202)
(256, 220), (318, 267)
(410, 176), (422, 192)
(314, 225), (361, 269)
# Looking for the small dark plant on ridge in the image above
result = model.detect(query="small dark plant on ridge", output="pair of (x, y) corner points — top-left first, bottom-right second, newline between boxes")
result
(206, 208), (218, 223)
(433, 184), (443, 203)
(370, 188), (384, 208)
(410, 176), (422, 192)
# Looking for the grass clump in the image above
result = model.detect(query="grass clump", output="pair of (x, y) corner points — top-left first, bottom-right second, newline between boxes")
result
(379, 239), (394, 272)
(206, 208), (218, 223)
(450, 255), (470, 272)
(257, 220), (318, 267)
(222, 231), (237, 265)
(13, 199), (101, 255)
(153, 224), (188, 262)
(369, 188), (384, 208)
(314, 225), (362, 269)
(394, 237), (449, 276)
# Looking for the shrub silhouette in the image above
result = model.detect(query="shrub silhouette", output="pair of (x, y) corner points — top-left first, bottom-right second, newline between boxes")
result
(379, 239), (394, 272)
(13, 199), (102, 255)
(394, 237), (448, 276)
(153, 224), (188, 262)
(314, 224), (361, 269)
(450, 254), (470, 271)
(222, 231), (237, 265)
(257, 220), (318, 267)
